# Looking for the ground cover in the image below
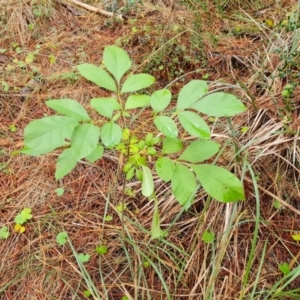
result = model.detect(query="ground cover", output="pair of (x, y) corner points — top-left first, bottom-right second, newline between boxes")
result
(0, 0), (300, 299)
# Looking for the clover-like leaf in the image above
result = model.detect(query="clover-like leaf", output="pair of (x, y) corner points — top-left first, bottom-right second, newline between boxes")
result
(14, 223), (25, 234)
(56, 231), (68, 246)
(78, 253), (90, 263)
(95, 245), (108, 255)
(14, 208), (32, 225)
(202, 230), (215, 244)
(55, 188), (65, 196)
(0, 226), (10, 239)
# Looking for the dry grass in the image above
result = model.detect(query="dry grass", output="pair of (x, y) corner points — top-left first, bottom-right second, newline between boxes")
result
(1, 0), (300, 299)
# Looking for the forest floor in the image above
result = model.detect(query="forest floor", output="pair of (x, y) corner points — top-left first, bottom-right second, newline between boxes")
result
(0, 0), (300, 299)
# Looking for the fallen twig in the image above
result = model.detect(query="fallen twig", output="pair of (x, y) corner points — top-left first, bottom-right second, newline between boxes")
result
(58, 0), (123, 20)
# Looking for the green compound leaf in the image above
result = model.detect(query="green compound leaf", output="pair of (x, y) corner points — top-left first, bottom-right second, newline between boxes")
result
(193, 164), (245, 202)
(46, 99), (90, 122)
(162, 137), (183, 154)
(141, 165), (154, 197)
(177, 80), (208, 110)
(71, 124), (100, 159)
(191, 92), (246, 117)
(154, 116), (178, 138)
(56, 231), (68, 246)
(78, 253), (90, 263)
(101, 122), (122, 147)
(121, 74), (155, 94)
(55, 148), (78, 180)
(14, 208), (32, 225)
(90, 97), (121, 119)
(23, 116), (78, 155)
(85, 144), (104, 163)
(171, 163), (197, 210)
(178, 111), (210, 138)
(0, 226), (10, 239)
(150, 89), (172, 113)
(103, 46), (132, 83)
(155, 157), (175, 182)
(77, 63), (117, 92)
(179, 140), (220, 163)
(125, 94), (150, 110)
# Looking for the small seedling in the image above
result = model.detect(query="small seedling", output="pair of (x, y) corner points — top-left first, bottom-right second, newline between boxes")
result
(0, 226), (10, 239)
(104, 215), (113, 221)
(56, 231), (68, 245)
(78, 253), (90, 263)
(95, 245), (108, 255)
(278, 262), (291, 276)
(14, 208), (33, 224)
(142, 261), (150, 268)
(14, 223), (26, 233)
(8, 124), (17, 132)
(202, 230), (215, 244)
(241, 126), (249, 133)
(22, 45), (246, 239)
(55, 187), (64, 196)
(116, 203), (127, 213)
(273, 199), (281, 209)
(49, 54), (56, 64)
(292, 233), (300, 242)
(1, 81), (9, 92)
(83, 290), (91, 298)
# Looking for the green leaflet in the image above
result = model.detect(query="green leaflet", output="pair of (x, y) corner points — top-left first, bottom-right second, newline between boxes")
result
(101, 122), (122, 147)
(193, 164), (245, 202)
(162, 137), (183, 154)
(177, 80), (208, 110)
(179, 140), (220, 163)
(71, 123), (100, 159)
(154, 116), (178, 138)
(121, 74), (155, 93)
(171, 163), (197, 210)
(192, 92), (246, 117)
(46, 99), (90, 122)
(150, 89), (172, 113)
(77, 63), (117, 92)
(103, 45), (132, 83)
(90, 97), (121, 119)
(178, 110), (210, 139)
(141, 165), (154, 197)
(155, 157), (175, 182)
(23, 116), (78, 155)
(125, 94), (150, 110)
(55, 148), (78, 180)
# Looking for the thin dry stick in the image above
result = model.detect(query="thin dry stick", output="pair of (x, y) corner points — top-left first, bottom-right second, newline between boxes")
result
(62, 0), (123, 20)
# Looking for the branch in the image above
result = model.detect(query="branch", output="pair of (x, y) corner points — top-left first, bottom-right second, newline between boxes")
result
(64, 0), (123, 20)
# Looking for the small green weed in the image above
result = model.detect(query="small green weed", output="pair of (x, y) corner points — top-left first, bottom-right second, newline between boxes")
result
(22, 45), (246, 239)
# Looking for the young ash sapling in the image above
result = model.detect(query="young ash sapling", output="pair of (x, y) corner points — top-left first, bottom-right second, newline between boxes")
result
(22, 45), (246, 239)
